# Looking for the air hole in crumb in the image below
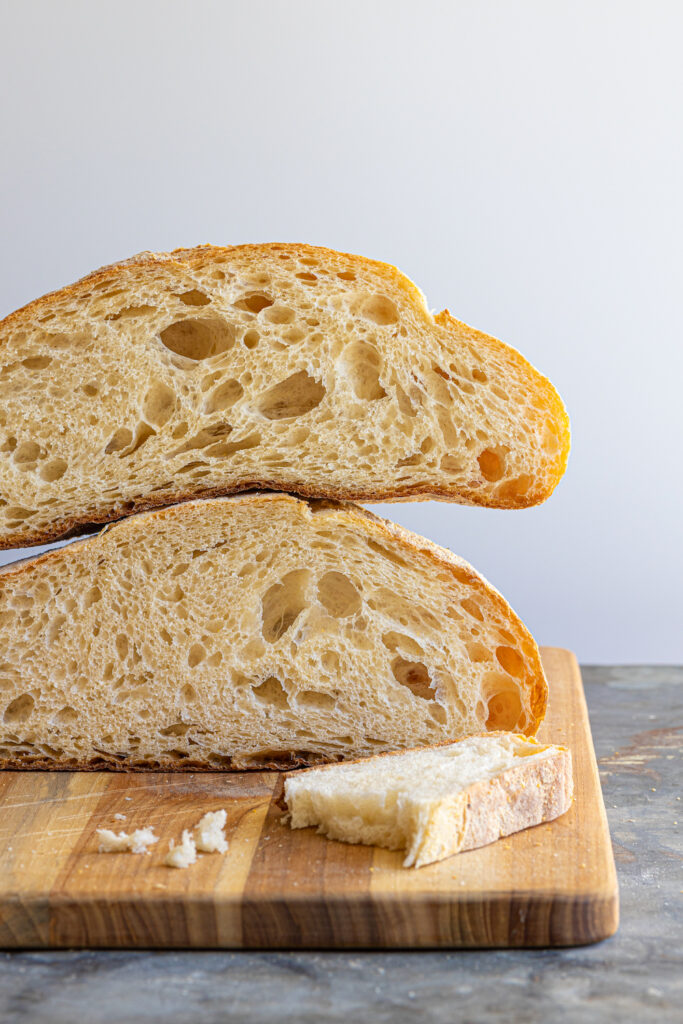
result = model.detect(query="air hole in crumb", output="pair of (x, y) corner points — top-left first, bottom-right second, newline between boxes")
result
(496, 474), (533, 502)
(243, 330), (260, 349)
(366, 539), (409, 569)
(204, 432), (261, 458)
(284, 326), (306, 344)
(181, 683), (198, 704)
(188, 644), (206, 667)
(160, 722), (191, 737)
(440, 454), (464, 474)
(460, 598), (484, 621)
(111, 422), (156, 458)
(339, 341), (386, 401)
(171, 421), (232, 454)
(4, 693), (34, 724)
(83, 586), (102, 609)
(104, 428), (133, 454)
(159, 318), (235, 360)
(263, 304), (295, 325)
(261, 570), (310, 643)
(381, 631), (425, 658)
(391, 658), (435, 700)
(430, 704), (448, 724)
(257, 371), (325, 420)
(472, 367), (488, 383)
(40, 458), (67, 482)
(22, 355), (52, 370)
(13, 441), (41, 464)
(337, 271), (356, 281)
(298, 690), (336, 710)
(484, 675), (524, 731)
(178, 289), (211, 306)
(204, 378), (243, 414)
(252, 676), (290, 709)
(466, 641), (491, 663)
(317, 572), (362, 618)
(478, 447), (506, 482)
(395, 384), (416, 417)
(54, 706), (77, 725)
(360, 294), (399, 325)
(107, 304), (155, 321)
(234, 293), (273, 314)
(496, 646), (524, 677)
(321, 650), (340, 672)
(296, 272), (318, 283)
(143, 382), (176, 426)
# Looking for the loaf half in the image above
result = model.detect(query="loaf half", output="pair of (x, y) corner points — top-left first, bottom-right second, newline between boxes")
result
(0, 243), (570, 549)
(284, 733), (573, 867)
(0, 492), (546, 771)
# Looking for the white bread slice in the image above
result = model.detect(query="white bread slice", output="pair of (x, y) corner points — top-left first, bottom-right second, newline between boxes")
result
(0, 492), (546, 771)
(0, 243), (570, 549)
(284, 733), (573, 867)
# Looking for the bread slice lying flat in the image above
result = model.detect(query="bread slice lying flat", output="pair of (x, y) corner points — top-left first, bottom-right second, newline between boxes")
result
(284, 733), (573, 867)
(0, 243), (570, 549)
(0, 492), (546, 771)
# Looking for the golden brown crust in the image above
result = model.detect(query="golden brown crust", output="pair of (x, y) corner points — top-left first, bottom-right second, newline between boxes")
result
(0, 243), (570, 549)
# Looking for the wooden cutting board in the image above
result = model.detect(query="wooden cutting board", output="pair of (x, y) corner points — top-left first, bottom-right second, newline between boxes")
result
(0, 648), (618, 949)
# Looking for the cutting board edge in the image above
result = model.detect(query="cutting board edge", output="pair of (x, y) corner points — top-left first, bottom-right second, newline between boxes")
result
(0, 647), (620, 950)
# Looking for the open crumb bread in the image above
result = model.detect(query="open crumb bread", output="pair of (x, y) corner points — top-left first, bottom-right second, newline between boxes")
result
(0, 243), (570, 548)
(0, 492), (546, 771)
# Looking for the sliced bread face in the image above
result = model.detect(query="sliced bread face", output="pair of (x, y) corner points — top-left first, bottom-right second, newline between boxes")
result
(0, 493), (546, 771)
(284, 733), (573, 867)
(0, 243), (570, 549)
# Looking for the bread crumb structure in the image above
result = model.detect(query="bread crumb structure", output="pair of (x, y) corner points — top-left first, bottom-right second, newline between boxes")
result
(284, 733), (573, 867)
(164, 829), (197, 869)
(194, 810), (228, 853)
(0, 493), (547, 771)
(0, 243), (570, 550)
(97, 826), (158, 855)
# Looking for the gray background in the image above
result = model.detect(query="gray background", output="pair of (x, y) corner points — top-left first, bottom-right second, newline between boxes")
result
(0, 0), (680, 662)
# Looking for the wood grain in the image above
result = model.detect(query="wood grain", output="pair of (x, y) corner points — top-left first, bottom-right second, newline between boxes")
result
(0, 648), (618, 948)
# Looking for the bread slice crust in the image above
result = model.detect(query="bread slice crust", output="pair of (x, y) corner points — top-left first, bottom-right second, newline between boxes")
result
(0, 493), (547, 771)
(0, 244), (570, 549)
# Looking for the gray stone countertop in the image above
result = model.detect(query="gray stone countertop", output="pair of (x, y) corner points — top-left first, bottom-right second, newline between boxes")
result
(1, 665), (681, 1024)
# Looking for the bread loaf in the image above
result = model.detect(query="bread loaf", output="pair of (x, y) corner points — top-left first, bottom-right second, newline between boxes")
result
(0, 492), (546, 771)
(284, 733), (573, 867)
(0, 243), (570, 549)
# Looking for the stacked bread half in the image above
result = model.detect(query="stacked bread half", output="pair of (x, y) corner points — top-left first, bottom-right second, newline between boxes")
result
(0, 244), (572, 864)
